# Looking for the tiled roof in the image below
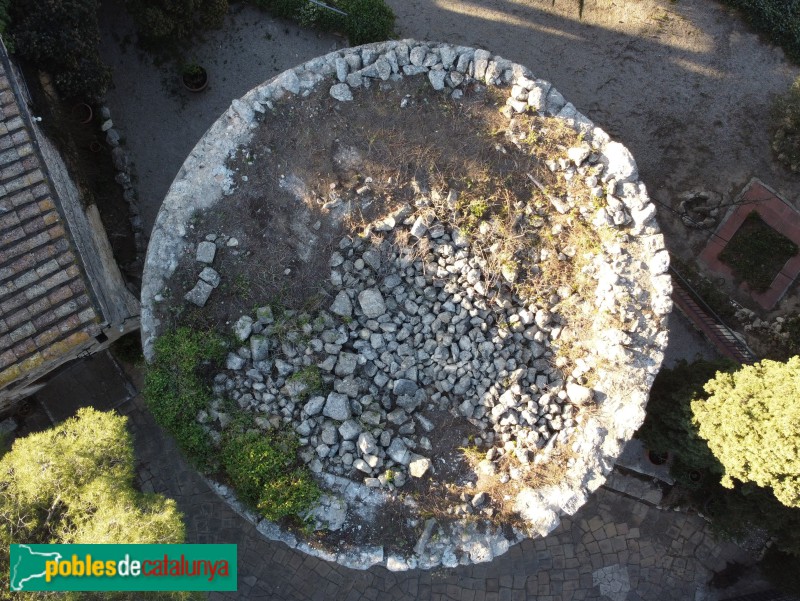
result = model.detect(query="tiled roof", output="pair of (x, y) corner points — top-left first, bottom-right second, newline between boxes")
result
(0, 62), (100, 388)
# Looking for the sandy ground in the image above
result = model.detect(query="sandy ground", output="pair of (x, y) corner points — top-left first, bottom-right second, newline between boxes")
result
(98, 0), (800, 260)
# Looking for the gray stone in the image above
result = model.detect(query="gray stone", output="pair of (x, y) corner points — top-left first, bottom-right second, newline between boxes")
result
(409, 46), (427, 66)
(111, 147), (128, 171)
(428, 68), (446, 91)
(234, 316), (253, 342)
(226, 353), (245, 371)
(330, 290), (353, 317)
(324, 393), (351, 420)
(330, 83), (353, 102)
(185, 280), (213, 306)
(473, 49), (491, 80)
(105, 128), (121, 146)
(279, 69), (301, 94)
(357, 432), (378, 456)
(335, 57), (348, 82)
(196, 241), (217, 264)
(304, 396), (326, 417)
(408, 454), (431, 478)
(358, 289), (386, 318)
(321, 422), (339, 445)
(335, 352), (359, 376)
(386, 438), (411, 465)
(393, 378), (418, 396)
(338, 419), (362, 440)
(250, 335), (269, 361)
(199, 267), (220, 287)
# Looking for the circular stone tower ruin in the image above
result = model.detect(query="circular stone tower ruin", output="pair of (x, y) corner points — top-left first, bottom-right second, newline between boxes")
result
(142, 40), (672, 570)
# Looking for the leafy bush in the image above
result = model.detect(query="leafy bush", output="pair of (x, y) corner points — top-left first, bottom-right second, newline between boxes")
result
(124, 0), (228, 47)
(221, 430), (319, 522)
(772, 76), (800, 173)
(144, 327), (226, 470)
(8, 0), (111, 101)
(722, 0), (800, 63)
(0, 408), (185, 594)
(253, 0), (394, 45)
(692, 356), (800, 508)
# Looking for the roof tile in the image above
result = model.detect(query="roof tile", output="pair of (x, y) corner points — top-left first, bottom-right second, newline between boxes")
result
(9, 321), (35, 343)
(0, 57), (107, 393)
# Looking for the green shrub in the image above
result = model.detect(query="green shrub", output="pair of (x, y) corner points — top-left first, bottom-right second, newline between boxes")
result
(124, 0), (229, 47)
(144, 328), (226, 470)
(722, 0), (800, 63)
(0, 408), (185, 594)
(8, 0), (111, 101)
(338, 0), (395, 44)
(692, 356), (800, 508)
(772, 76), (800, 173)
(221, 430), (319, 522)
(253, 0), (394, 45)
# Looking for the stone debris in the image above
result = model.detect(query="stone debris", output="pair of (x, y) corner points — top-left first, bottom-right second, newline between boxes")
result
(144, 39), (673, 574)
(196, 241), (217, 264)
(184, 280), (213, 306)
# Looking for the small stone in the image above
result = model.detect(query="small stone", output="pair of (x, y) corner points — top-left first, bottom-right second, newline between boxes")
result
(566, 383), (593, 405)
(358, 432), (379, 456)
(393, 379), (418, 396)
(358, 289), (386, 318)
(199, 267), (220, 287)
(304, 396), (326, 416)
(472, 491), (489, 507)
(226, 237), (239, 247)
(324, 392), (352, 421)
(234, 316), (253, 342)
(428, 69), (446, 91)
(335, 352), (359, 377)
(330, 290), (353, 318)
(409, 216), (428, 238)
(386, 438), (411, 465)
(338, 420), (362, 440)
(226, 353), (245, 370)
(330, 83), (353, 102)
(185, 280), (213, 306)
(196, 241), (216, 264)
(408, 455), (431, 478)
(250, 335), (269, 361)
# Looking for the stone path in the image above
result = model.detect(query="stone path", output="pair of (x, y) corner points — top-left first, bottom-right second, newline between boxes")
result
(116, 377), (755, 600)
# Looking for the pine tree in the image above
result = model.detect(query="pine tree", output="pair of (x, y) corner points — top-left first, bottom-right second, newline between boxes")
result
(692, 356), (800, 508)
(0, 408), (185, 593)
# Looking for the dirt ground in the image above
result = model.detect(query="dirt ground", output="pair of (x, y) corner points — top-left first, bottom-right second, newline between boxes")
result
(99, 0), (800, 271)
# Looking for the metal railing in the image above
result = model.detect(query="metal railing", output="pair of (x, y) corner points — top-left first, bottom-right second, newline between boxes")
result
(669, 266), (757, 364)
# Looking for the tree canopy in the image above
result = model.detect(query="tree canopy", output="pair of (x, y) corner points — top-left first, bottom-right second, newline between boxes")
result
(0, 408), (185, 593)
(692, 356), (800, 508)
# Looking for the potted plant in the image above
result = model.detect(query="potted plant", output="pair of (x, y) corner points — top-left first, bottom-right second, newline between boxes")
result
(181, 63), (208, 92)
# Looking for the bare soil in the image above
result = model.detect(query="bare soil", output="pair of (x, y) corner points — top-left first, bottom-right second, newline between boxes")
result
(157, 77), (566, 332)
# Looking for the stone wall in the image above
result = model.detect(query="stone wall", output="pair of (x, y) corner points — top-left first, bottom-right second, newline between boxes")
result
(142, 40), (672, 570)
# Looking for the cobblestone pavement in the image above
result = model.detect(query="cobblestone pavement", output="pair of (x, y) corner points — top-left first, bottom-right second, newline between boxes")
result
(119, 387), (757, 601)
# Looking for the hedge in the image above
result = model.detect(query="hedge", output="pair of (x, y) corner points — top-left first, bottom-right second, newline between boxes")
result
(721, 0), (800, 63)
